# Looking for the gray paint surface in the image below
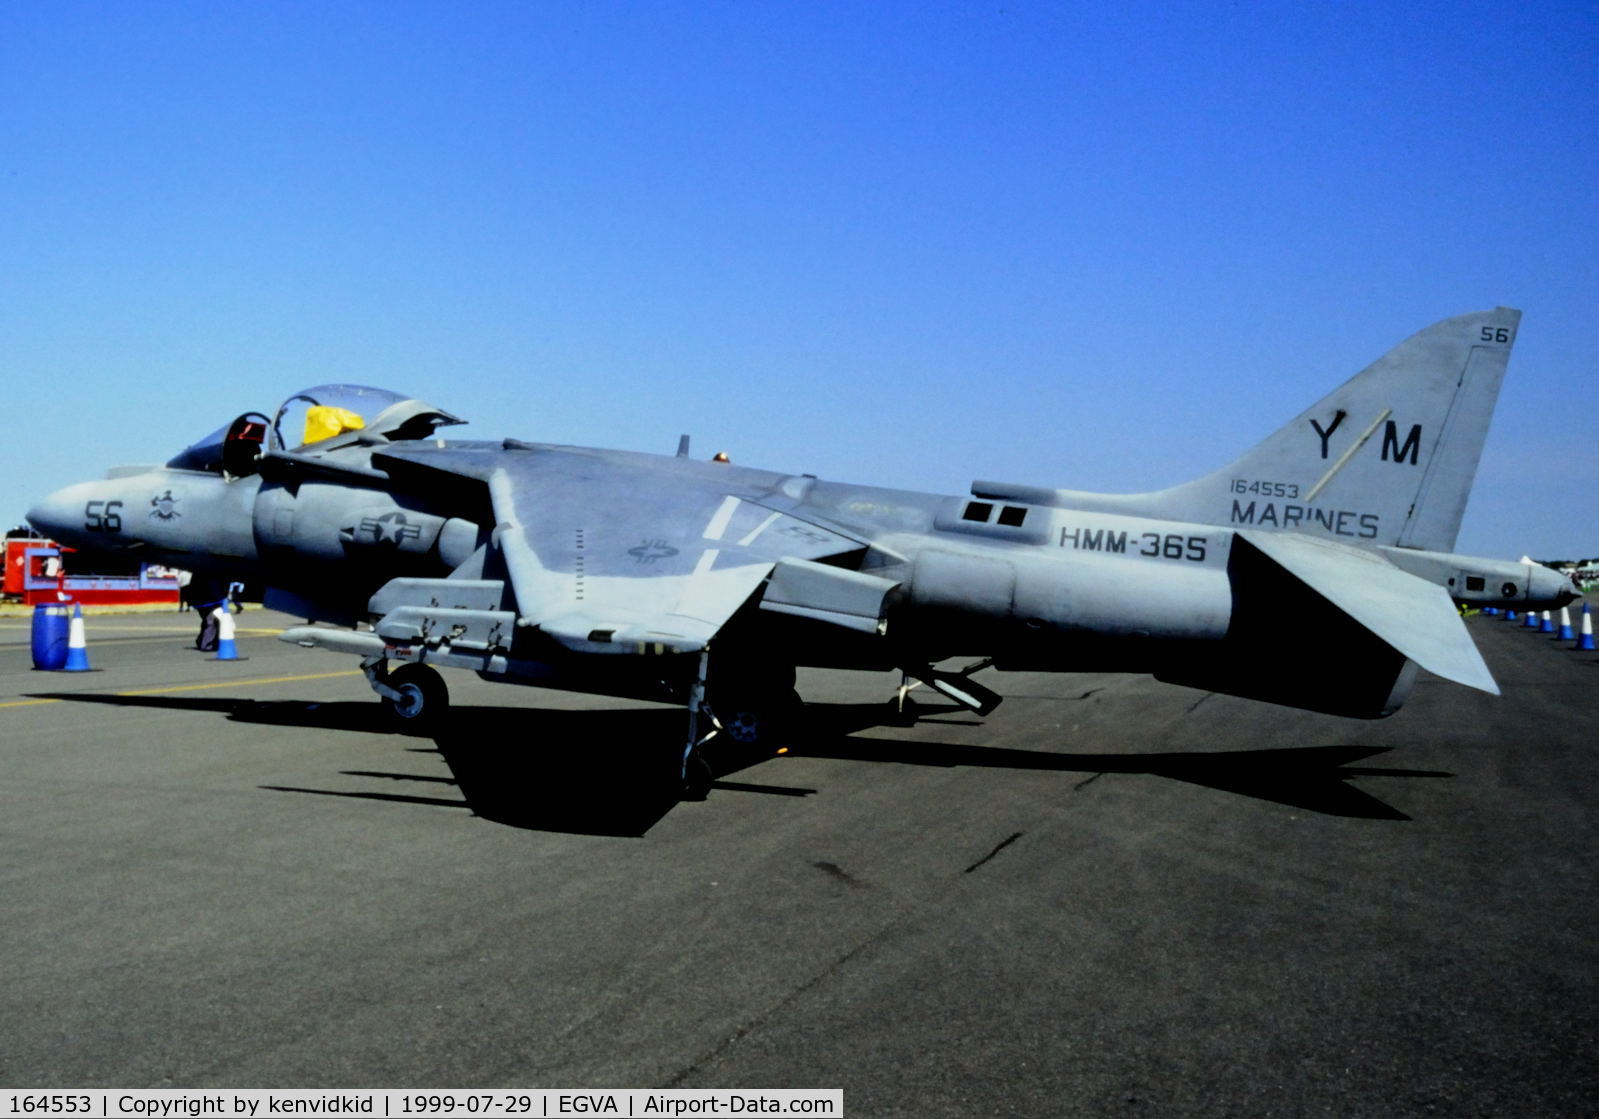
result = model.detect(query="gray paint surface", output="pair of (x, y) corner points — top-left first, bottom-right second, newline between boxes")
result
(23, 310), (1580, 731)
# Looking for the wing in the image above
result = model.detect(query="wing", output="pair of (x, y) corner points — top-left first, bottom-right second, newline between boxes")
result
(379, 443), (867, 655)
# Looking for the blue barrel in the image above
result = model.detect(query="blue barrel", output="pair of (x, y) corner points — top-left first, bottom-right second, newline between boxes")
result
(31, 603), (70, 671)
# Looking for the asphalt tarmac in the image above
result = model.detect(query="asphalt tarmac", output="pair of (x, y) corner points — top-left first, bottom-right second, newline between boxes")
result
(2, 601), (1596, 1115)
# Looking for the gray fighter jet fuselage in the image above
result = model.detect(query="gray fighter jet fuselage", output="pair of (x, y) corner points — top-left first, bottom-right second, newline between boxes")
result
(27, 309), (1578, 791)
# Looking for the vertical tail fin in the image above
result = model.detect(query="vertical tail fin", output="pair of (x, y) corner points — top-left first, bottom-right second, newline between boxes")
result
(975, 307), (1520, 551)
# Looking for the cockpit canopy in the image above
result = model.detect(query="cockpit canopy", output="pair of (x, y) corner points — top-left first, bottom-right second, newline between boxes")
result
(166, 385), (464, 475)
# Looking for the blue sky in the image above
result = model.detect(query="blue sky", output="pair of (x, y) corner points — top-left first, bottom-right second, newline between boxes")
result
(4, 1), (1595, 558)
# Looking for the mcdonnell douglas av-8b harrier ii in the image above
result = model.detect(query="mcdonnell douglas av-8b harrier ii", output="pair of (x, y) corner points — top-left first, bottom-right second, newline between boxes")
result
(28, 308), (1578, 795)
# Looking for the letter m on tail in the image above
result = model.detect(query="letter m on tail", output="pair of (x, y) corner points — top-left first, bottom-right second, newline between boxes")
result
(1382, 421), (1422, 465)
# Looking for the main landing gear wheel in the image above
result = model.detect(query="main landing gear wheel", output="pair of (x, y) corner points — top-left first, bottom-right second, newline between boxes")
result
(707, 688), (804, 752)
(702, 652), (804, 763)
(383, 662), (449, 734)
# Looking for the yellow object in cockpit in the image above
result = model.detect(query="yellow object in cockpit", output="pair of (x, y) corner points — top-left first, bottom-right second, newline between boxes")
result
(303, 406), (366, 445)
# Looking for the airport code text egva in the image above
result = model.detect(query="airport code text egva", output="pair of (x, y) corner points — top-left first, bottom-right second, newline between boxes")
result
(2, 1092), (842, 1118)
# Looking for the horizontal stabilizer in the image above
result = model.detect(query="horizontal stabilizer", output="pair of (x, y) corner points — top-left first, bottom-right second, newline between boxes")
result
(1239, 530), (1498, 694)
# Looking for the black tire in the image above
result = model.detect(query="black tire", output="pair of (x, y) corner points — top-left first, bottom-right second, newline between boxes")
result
(383, 662), (449, 734)
(680, 752), (714, 801)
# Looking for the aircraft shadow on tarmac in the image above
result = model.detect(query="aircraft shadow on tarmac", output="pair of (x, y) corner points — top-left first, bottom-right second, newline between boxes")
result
(31, 691), (1451, 833)
(793, 701), (1448, 822)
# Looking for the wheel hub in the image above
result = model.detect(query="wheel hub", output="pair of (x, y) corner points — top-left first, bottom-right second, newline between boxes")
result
(392, 684), (425, 719)
(723, 710), (763, 744)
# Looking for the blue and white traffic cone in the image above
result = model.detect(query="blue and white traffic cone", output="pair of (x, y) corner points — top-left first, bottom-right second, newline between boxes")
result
(1578, 604), (1596, 652)
(211, 606), (241, 661)
(1524, 609), (1540, 629)
(1540, 610), (1555, 633)
(1505, 609), (1519, 621)
(64, 604), (91, 672)
(1484, 607), (1499, 616)
(1558, 607), (1574, 641)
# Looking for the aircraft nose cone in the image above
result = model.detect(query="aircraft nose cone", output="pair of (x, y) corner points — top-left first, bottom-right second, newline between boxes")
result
(26, 497), (61, 537)
(26, 485), (87, 544)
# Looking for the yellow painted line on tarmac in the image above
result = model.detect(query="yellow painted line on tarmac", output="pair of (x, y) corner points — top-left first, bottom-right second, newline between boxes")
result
(0, 669), (364, 709)
(0, 624), (194, 632)
(0, 625), (282, 635)
(116, 670), (363, 696)
(86, 628), (286, 643)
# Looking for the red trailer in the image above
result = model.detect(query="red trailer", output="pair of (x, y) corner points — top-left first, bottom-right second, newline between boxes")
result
(3, 536), (180, 606)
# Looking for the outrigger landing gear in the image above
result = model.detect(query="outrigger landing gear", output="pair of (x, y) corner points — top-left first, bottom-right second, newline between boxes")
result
(896, 659), (1003, 717)
(363, 656), (450, 734)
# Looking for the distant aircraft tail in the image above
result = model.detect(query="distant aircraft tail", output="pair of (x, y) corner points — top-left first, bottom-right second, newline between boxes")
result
(976, 307), (1521, 553)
